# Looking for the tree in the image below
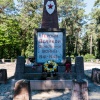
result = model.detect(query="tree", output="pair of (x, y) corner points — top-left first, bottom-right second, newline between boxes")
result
(0, 0), (22, 58)
(57, 0), (86, 56)
(82, 23), (97, 56)
(0, 0), (14, 13)
(0, 0), (43, 58)
(91, 0), (100, 58)
(14, 0), (43, 57)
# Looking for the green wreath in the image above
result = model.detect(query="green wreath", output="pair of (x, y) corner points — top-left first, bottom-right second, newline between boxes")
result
(43, 60), (58, 72)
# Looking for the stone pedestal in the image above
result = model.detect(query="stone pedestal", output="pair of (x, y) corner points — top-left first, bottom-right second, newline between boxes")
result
(13, 79), (31, 100)
(71, 80), (88, 100)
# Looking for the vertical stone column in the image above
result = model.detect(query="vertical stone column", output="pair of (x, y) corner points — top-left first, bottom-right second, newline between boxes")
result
(14, 56), (25, 80)
(41, 0), (59, 29)
(75, 56), (84, 81)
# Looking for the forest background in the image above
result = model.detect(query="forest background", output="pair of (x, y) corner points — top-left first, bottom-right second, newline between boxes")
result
(0, 0), (100, 61)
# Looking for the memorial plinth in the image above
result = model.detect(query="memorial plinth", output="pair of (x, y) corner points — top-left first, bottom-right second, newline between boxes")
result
(71, 80), (88, 100)
(30, 80), (72, 90)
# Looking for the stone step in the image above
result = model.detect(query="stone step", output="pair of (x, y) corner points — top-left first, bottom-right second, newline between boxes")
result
(24, 73), (42, 80)
(24, 65), (42, 73)
(24, 72), (73, 80)
(12, 79), (73, 91)
(30, 80), (73, 90)
(24, 65), (66, 73)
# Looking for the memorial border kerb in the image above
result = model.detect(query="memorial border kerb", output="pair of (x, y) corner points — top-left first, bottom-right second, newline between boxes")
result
(34, 28), (66, 65)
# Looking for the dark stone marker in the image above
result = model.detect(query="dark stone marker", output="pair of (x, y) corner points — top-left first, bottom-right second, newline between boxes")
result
(0, 69), (7, 83)
(71, 80), (88, 100)
(13, 79), (31, 100)
(14, 56), (25, 80)
(91, 68), (100, 84)
(41, 0), (59, 29)
(75, 56), (84, 81)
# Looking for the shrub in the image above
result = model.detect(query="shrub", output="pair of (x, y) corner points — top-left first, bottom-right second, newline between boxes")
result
(84, 54), (95, 62)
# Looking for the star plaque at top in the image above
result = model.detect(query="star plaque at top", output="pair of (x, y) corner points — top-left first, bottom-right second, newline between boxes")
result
(46, 1), (55, 14)
(48, 4), (53, 9)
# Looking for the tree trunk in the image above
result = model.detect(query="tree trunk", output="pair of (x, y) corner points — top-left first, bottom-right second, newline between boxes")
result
(90, 35), (92, 54)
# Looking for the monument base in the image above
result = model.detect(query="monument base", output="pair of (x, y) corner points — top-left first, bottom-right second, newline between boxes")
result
(12, 79), (73, 90)
(30, 79), (72, 90)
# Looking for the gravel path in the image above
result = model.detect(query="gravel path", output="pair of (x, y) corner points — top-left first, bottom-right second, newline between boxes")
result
(0, 62), (100, 100)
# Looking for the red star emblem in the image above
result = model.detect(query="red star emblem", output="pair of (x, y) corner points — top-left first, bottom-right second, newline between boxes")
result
(48, 4), (53, 9)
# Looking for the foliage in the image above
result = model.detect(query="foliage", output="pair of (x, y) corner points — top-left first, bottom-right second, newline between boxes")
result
(16, 0), (42, 57)
(96, 38), (100, 58)
(91, 0), (100, 58)
(84, 54), (95, 62)
(58, 0), (85, 56)
(0, 0), (100, 59)
(0, 0), (42, 58)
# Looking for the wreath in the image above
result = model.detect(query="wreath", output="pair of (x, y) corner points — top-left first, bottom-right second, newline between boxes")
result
(43, 60), (58, 72)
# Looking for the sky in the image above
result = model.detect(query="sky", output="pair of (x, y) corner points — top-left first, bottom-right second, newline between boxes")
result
(84, 0), (95, 14)
(14, 0), (95, 14)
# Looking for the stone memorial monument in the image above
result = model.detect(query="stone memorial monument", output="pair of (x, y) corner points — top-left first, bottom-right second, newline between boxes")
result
(14, 0), (87, 93)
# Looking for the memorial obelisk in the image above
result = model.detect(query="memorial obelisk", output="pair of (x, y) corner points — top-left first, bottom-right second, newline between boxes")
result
(41, 0), (59, 29)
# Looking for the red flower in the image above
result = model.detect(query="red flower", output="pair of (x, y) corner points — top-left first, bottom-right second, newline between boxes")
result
(65, 63), (71, 72)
